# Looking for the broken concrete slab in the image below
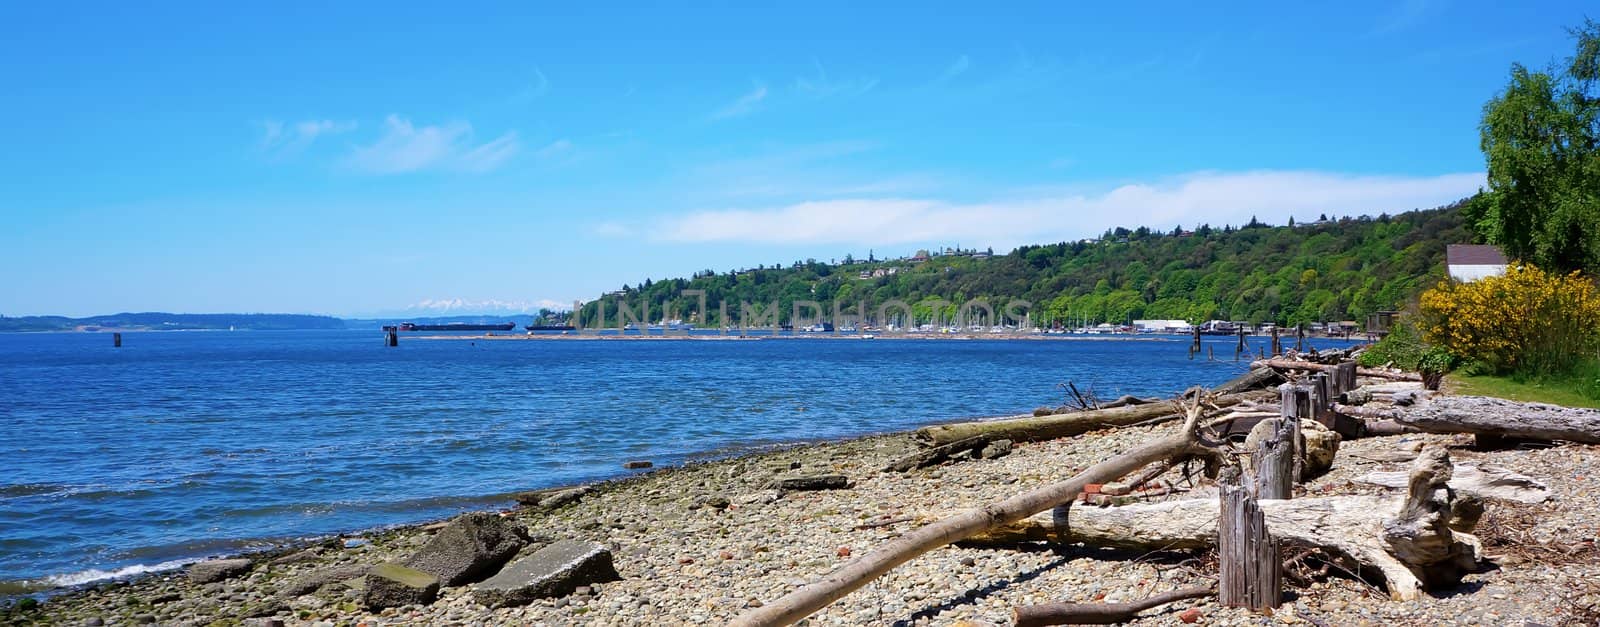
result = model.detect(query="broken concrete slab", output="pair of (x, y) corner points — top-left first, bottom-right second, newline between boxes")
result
(363, 563), (439, 610)
(472, 540), (620, 608)
(405, 512), (528, 586)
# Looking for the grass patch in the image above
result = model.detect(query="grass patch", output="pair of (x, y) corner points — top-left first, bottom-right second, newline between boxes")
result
(1446, 373), (1600, 409)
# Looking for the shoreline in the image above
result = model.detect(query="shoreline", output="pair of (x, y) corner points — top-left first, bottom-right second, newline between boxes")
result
(2, 412), (1039, 598)
(413, 332), (1186, 342)
(6, 395), (1596, 625)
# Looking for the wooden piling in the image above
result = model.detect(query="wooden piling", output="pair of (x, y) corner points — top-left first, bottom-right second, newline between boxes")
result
(1256, 384), (1306, 500)
(1295, 324), (1305, 353)
(1335, 361), (1357, 396)
(1218, 483), (1282, 610)
(1270, 327), (1281, 357)
(1311, 373), (1334, 426)
(113, 332), (122, 348)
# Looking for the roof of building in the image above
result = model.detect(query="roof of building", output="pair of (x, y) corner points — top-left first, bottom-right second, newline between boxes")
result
(1446, 244), (1507, 266)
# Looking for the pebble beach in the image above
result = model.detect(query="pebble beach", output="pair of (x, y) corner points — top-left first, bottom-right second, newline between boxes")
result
(8, 399), (1599, 626)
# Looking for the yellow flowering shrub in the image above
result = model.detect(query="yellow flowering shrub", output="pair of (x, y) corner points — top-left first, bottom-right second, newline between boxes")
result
(1419, 265), (1600, 375)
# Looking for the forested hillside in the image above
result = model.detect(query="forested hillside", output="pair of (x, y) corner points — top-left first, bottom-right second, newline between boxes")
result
(578, 200), (1471, 328)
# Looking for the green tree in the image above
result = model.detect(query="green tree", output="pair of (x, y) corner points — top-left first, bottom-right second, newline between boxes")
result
(1468, 19), (1600, 272)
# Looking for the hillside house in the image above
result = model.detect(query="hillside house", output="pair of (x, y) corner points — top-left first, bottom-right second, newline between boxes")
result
(1446, 244), (1508, 282)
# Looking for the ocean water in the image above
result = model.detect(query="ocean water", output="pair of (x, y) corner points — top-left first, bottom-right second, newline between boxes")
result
(0, 330), (1355, 588)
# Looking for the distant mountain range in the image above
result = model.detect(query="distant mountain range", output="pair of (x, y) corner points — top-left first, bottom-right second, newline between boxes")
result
(0, 313), (538, 333)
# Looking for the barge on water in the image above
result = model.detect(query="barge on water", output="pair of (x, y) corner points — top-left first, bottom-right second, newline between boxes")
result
(382, 322), (517, 332)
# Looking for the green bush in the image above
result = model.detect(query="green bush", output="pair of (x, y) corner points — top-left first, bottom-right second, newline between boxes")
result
(1359, 320), (1427, 370)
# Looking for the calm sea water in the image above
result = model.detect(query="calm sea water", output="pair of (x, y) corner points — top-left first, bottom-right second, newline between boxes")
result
(0, 330), (1354, 588)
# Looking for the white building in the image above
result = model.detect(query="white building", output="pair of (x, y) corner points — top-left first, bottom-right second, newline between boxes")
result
(1133, 319), (1192, 333)
(1446, 244), (1508, 282)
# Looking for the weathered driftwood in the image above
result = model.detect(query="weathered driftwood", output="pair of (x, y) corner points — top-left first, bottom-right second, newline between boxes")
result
(1252, 358), (1422, 382)
(1012, 586), (1212, 626)
(882, 435), (989, 473)
(1098, 394), (1159, 409)
(1218, 483), (1281, 610)
(915, 391), (1266, 447)
(1214, 367), (1284, 396)
(1380, 446), (1480, 588)
(1253, 386), (1304, 498)
(730, 400), (1223, 627)
(1388, 396), (1600, 444)
(1357, 463), (1550, 504)
(964, 451), (1482, 601)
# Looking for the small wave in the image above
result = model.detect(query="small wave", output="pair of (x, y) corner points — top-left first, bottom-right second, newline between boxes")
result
(0, 483), (71, 499)
(28, 558), (190, 588)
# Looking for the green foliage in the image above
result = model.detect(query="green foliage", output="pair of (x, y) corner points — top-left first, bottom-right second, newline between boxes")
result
(1359, 319), (1427, 370)
(1470, 19), (1600, 273)
(580, 203), (1470, 328)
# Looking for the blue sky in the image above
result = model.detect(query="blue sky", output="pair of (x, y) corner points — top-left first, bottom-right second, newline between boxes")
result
(1, 2), (1589, 317)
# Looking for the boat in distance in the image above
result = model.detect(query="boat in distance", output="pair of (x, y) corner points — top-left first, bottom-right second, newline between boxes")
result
(525, 324), (577, 331)
(381, 322), (517, 332)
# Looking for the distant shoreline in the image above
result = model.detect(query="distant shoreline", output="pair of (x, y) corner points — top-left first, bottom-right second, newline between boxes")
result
(411, 332), (1181, 342)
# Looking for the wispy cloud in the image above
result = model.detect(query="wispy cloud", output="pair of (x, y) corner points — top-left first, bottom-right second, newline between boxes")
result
(534, 139), (573, 159)
(510, 67), (551, 104)
(709, 84), (768, 120)
(651, 170), (1484, 248)
(1372, 0), (1436, 36)
(936, 55), (971, 82)
(345, 115), (520, 174)
(793, 59), (878, 99)
(257, 119), (355, 155)
(592, 220), (633, 238)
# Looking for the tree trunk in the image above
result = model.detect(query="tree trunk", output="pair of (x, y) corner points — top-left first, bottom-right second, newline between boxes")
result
(1012, 586), (1212, 626)
(731, 404), (1218, 627)
(1390, 396), (1600, 444)
(915, 392), (1266, 446)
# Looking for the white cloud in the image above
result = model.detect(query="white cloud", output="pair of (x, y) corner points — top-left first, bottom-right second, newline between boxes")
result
(651, 170), (1484, 248)
(345, 115), (520, 174)
(710, 84), (768, 120)
(257, 118), (355, 154)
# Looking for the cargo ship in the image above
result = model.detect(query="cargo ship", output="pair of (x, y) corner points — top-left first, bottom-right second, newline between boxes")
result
(382, 322), (517, 332)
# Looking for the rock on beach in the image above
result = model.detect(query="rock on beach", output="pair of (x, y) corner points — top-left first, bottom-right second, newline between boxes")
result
(471, 540), (620, 608)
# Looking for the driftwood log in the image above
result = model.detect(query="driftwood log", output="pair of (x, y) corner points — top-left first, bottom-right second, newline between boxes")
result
(730, 399), (1225, 626)
(915, 391), (1267, 447)
(963, 446), (1482, 601)
(1213, 367), (1284, 396)
(1012, 586), (1212, 626)
(1387, 396), (1600, 444)
(1252, 358), (1422, 382)
(1357, 463), (1551, 504)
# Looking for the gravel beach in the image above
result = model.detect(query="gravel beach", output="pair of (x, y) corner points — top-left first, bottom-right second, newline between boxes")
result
(7, 404), (1599, 626)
